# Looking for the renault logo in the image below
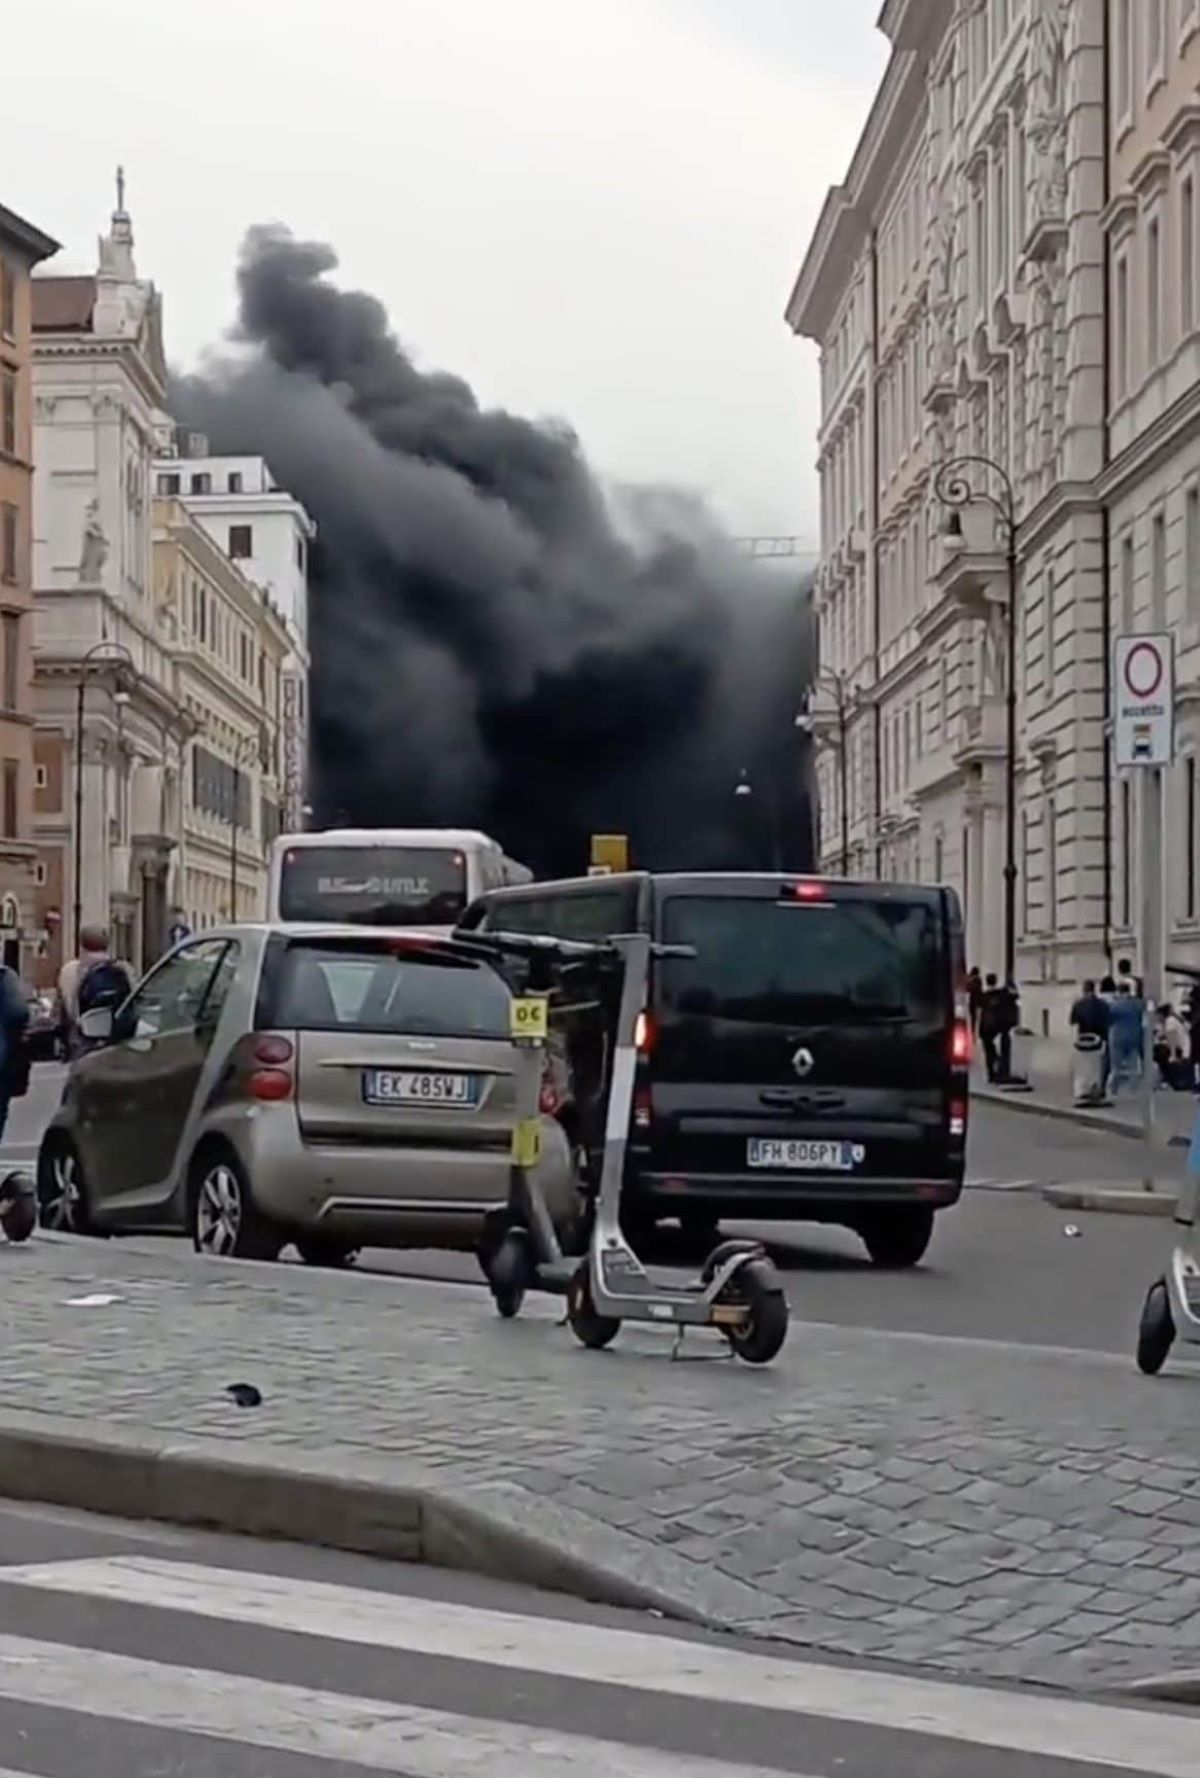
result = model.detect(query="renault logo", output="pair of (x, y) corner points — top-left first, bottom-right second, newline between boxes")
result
(792, 1047), (815, 1079)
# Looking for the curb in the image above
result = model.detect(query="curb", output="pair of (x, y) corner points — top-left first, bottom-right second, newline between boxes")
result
(973, 1085), (1190, 1147)
(0, 1407), (761, 1633)
(1041, 1183), (1179, 1216)
(1116, 1669), (1200, 1705)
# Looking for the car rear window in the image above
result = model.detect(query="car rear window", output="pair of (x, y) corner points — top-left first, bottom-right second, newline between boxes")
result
(658, 894), (945, 1025)
(269, 943), (511, 1038)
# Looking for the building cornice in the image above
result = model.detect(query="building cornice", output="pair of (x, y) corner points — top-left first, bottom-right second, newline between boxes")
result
(0, 203), (59, 266)
(33, 334), (166, 412)
(1099, 375), (1200, 505)
(788, 3), (952, 342)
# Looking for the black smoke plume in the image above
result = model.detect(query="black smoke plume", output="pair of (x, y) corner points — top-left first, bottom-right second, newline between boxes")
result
(173, 226), (812, 876)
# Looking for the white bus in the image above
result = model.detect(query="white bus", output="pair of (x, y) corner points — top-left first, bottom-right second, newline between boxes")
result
(265, 828), (532, 932)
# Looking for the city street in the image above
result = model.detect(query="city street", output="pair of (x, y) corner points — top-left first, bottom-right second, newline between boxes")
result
(0, 1498), (1195, 1778)
(2, 1067), (1186, 1355)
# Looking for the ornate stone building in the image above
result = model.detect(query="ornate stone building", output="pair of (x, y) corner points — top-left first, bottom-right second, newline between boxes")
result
(790, 1), (1113, 1032)
(1103, 2), (1200, 999)
(30, 178), (190, 980)
(0, 201), (58, 974)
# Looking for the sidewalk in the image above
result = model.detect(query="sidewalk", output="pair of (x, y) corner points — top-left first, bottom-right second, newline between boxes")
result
(2, 1233), (1199, 1697)
(972, 1044), (1197, 1148)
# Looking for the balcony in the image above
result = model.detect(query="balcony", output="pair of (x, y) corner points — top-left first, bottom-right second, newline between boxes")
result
(956, 696), (1006, 762)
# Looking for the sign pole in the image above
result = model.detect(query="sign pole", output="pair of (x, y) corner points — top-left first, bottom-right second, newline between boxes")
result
(1114, 633), (1174, 1197)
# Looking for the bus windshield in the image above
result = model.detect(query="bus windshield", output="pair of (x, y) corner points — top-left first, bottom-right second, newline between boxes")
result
(277, 846), (468, 927)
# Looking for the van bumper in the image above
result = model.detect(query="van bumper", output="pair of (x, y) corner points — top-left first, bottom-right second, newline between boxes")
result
(631, 1171), (964, 1220)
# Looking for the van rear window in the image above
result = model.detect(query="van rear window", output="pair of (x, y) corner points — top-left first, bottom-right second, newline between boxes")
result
(268, 942), (511, 1038)
(658, 896), (944, 1025)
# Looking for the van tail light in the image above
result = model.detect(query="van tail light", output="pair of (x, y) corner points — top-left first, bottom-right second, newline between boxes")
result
(634, 1010), (655, 1054)
(633, 1085), (653, 1131)
(948, 1095), (967, 1140)
(247, 1033), (295, 1102)
(951, 1019), (972, 1067)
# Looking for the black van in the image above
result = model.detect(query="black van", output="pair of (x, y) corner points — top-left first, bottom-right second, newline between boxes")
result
(459, 872), (969, 1268)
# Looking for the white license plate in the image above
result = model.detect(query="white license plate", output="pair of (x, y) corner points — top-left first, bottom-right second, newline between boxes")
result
(747, 1138), (864, 1171)
(362, 1070), (478, 1107)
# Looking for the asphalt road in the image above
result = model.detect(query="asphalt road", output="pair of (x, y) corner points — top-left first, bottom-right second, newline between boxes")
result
(0, 1498), (1192, 1778)
(2, 1070), (1180, 1356)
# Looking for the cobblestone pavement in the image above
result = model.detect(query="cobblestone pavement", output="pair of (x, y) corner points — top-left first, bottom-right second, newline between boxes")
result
(3, 1233), (1199, 1693)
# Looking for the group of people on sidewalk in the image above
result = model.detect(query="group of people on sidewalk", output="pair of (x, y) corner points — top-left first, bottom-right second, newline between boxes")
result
(0, 926), (134, 1146)
(1068, 961), (1199, 1105)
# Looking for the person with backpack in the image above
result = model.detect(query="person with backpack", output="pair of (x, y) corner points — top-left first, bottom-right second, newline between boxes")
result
(57, 925), (133, 1058)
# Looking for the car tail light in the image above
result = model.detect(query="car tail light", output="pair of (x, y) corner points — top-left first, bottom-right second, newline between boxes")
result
(634, 1010), (655, 1054)
(633, 1085), (653, 1131)
(951, 1020), (972, 1067)
(249, 1069), (293, 1101)
(247, 1033), (295, 1101)
(948, 1095), (967, 1139)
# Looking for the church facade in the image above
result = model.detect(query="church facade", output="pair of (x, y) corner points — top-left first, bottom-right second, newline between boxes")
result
(30, 176), (190, 980)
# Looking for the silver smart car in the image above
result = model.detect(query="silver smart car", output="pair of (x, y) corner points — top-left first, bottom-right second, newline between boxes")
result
(37, 923), (575, 1264)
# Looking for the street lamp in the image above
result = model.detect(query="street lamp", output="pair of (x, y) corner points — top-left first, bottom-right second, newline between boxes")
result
(229, 732), (261, 921)
(73, 641), (134, 954)
(796, 670), (850, 876)
(734, 771), (783, 872)
(932, 453), (1019, 988)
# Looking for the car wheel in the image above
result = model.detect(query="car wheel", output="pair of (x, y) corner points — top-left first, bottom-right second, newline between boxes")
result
(294, 1234), (359, 1269)
(36, 1135), (98, 1236)
(860, 1206), (935, 1269)
(190, 1148), (282, 1261)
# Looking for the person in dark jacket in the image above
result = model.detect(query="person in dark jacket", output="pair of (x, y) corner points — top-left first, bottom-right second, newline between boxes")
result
(1070, 979), (1110, 1105)
(967, 966), (983, 1037)
(0, 962), (30, 1144)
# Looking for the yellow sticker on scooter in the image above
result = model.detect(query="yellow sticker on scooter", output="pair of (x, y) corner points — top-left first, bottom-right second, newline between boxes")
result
(511, 1117), (542, 1169)
(511, 995), (549, 1042)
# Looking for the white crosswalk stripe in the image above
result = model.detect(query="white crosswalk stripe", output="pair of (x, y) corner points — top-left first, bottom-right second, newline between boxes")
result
(0, 1633), (792, 1778)
(0, 1554), (1194, 1776)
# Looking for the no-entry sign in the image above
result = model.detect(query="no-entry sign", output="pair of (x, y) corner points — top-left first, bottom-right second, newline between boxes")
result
(1114, 633), (1174, 768)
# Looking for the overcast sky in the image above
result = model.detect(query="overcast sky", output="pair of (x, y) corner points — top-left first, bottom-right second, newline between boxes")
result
(7, 0), (887, 538)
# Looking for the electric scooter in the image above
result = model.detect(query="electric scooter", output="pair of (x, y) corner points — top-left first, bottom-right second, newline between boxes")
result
(475, 929), (790, 1365)
(1136, 962), (1200, 1374)
(0, 1170), (36, 1244)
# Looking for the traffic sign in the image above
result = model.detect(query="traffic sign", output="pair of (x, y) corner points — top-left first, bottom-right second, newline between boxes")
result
(1114, 633), (1174, 768)
(510, 994), (549, 1044)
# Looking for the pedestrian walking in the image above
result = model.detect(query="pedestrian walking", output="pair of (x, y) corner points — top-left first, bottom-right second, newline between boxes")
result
(967, 966), (983, 1037)
(57, 925), (133, 1058)
(1107, 979), (1144, 1095)
(978, 973), (1011, 1084)
(1153, 1002), (1190, 1091)
(1069, 978), (1110, 1105)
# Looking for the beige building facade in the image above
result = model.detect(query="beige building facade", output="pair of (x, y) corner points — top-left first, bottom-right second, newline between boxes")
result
(30, 181), (190, 983)
(790, 1), (1138, 1033)
(0, 201), (59, 974)
(1103, 2), (1200, 998)
(152, 495), (290, 928)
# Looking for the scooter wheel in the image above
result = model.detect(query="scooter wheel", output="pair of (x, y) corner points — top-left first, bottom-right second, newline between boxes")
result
(726, 1259), (788, 1365)
(1136, 1277), (1175, 1376)
(0, 1193), (36, 1244)
(488, 1233), (531, 1319)
(566, 1263), (620, 1350)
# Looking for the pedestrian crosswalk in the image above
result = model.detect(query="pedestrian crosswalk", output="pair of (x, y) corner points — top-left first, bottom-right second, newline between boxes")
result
(0, 1552), (1194, 1777)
